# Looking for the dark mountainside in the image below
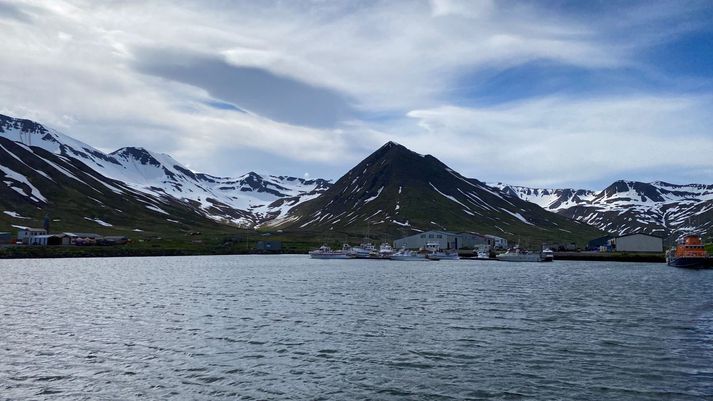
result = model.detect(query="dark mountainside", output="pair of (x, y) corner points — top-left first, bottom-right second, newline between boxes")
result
(269, 142), (604, 245)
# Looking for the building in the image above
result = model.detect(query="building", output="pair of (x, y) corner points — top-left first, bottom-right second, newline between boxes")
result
(17, 228), (47, 244)
(587, 235), (612, 251)
(455, 232), (493, 250)
(484, 235), (508, 250)
(0, 232), (12, 245)
(27, 234), (71, 246)
(98, 236), (128, 245)
(23, 234), (70, 246)
(395, 231), (486, 250)
(612, 233), (663, 253)
(255, 240), (282, 252)
(63, 232), (102, 245)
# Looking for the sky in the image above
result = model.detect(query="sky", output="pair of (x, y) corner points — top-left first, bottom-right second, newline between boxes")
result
(1, 0), (712, 189)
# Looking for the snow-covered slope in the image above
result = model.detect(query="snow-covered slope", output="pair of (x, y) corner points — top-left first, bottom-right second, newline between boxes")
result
(269, 142), (603, 244)
(0, 114), (330, 226)
(492, 181), (713, 237)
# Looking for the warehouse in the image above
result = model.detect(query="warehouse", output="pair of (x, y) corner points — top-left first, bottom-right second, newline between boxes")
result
(611, 233), (663, 253)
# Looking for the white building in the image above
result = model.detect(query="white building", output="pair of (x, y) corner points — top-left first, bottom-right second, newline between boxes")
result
(612, 233), (663, 253)
(17, 228), (47, 244)
(484, 235), (508, 250)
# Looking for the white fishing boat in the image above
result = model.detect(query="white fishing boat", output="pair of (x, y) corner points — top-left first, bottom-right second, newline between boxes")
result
(540, 248), (555, 262)
(475, 251), (491, 259)
(390, 247), (430, 261)
(351, 241), (377, 258)
(496, 246), (542, 262)
(309, 244), (355, 259)
(424, 241), (459, 260)
(378, 243), (395, 258)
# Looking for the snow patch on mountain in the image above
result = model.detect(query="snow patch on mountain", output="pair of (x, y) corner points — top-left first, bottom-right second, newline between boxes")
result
(0, 114), (331, 226)
(494, 180), (713, 236)
(84, 217), (113, 227)
(0, 165), (47, 203)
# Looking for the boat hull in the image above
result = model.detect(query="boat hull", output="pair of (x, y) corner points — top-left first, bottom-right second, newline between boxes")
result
(496, 254), (542, 262)
(309, 253), (354, 260)
(390, 255), (430, 261)
(667, 257), (710, 269)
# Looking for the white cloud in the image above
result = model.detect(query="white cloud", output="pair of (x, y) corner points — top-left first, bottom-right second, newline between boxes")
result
(0, 0), (710, 187)
(403, 94), (713, 187)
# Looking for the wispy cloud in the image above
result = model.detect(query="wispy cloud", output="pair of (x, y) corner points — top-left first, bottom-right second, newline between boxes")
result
(405, 94), (713, 187)
(0, 0), (711, 186)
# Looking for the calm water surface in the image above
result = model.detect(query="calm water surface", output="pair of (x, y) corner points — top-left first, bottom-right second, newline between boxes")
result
(1, 256), (712, 400)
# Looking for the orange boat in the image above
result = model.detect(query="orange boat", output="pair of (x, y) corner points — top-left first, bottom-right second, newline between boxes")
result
(666, 234), (710, 269)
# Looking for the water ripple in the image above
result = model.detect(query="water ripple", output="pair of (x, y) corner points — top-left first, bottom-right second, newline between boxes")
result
(0, 256), (711, 400)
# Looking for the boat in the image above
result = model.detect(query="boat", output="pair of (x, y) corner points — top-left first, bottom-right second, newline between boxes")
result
(309, 244), (355, 259)
(666, 234), (710, 269)
(475, 250), (491, 259)
(540, 248), (555, 262)
(378, 243), (395, 258)
(350, 241), (377, 258)
(424, 241), (459, 260)
(496, 245), (542, 262)
(390, 247), (431, 261)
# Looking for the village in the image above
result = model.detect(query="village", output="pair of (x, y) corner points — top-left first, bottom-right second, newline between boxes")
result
(0, 223), (667, 255)
(0, 226), (128, 247)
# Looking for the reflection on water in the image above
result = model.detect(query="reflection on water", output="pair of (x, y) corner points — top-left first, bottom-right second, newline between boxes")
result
(1, 256), (711, 400)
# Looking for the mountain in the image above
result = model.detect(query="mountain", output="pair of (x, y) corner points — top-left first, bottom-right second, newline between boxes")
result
(492, 181), (713, 238)
(0, 114), (329, 234)
(267, 142), (604, 245)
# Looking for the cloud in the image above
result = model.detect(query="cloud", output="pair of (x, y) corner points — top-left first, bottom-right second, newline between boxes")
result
(0, 0), (711, 187)
(0, 1), (32, 22)
(403, 94), (713, 187)
(133, 48), (355, 128)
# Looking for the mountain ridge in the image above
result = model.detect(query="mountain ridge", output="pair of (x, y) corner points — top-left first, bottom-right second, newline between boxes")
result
(3, 112), (709, 245)
(0, 113), (330, 231)
(267, 141), (604, 244)
(492, 180), (713, 238)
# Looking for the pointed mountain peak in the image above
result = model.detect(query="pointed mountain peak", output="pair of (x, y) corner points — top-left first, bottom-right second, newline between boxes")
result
(363, 141), (427, 165)
(377, 141), (413, 153)
(110, 146), (163, 167)
(0, 114), (49, 136)
(380, 140), (403, 149)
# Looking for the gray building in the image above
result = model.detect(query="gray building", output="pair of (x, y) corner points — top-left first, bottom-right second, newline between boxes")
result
(394, 231), (468, 249)
(612, 233), (663, 253)
(484, 235), (508, 250)
(588, 235), (612, 251)
(455, 232), (492, 249)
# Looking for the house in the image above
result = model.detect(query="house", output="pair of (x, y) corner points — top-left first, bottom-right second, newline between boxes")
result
(611, 233), (663, 253)
(27, 234), (71, 246)
(255, 240), (282, 252)
(484, 235), (508, 250)
(63, 232), (102, 245)
(98, 236), (128, 245)
(17, 228), (47, 244)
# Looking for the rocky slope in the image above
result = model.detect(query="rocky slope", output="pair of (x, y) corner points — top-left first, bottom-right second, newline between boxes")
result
(267, 142), (604, 244)
(0, 114), (329, 233)
(493, 181), (713, 238)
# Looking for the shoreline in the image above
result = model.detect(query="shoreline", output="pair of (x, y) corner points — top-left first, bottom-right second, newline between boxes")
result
(0, 246), (671, 263)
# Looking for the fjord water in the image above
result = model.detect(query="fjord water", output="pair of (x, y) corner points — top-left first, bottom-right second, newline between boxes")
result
(1, 256), (711, 400)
